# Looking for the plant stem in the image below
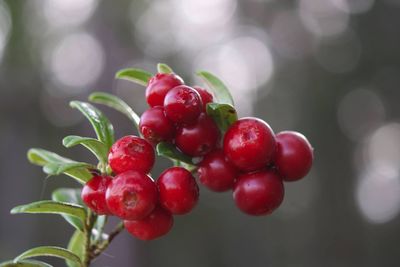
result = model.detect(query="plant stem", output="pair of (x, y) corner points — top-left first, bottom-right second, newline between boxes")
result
(91, 222), (124, 258)
(83, 211), (96, 267)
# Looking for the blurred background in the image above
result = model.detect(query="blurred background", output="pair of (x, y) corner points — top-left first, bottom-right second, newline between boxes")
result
(1, 0), (400, 266)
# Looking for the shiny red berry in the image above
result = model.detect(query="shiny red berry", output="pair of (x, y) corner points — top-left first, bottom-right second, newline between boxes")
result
(233, 170), (284, 216)
(146, 73), (184, 107)
(274, 131), (313, 181)
(198, 149), (238, 192)
(108, 135), (155, 174)
(81, 175), (112, 215)
(157, 167), (199, 215)
(139, 106), (175, 144)
(164, 85), (203, 125)
(106, 171), (158, 220)
(124, 206), (173, 241)
(175, 113), (220, 157)
(193, 86), (213, 111)
(223, 117), (276, 172)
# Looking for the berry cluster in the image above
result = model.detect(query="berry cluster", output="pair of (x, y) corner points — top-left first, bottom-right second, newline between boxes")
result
(81, 70), (313, 241)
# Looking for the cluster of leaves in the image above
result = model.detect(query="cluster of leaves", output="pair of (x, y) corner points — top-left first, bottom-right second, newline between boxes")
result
(0, 64), (236, 267)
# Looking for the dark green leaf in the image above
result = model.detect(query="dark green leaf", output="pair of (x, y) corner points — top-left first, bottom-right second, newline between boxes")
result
(66, 230), (86, 267)
(52, 189), (85, 231)
(62, 135), (108, 164)
(70, 101), (115, 149)
(27, 149), (92, 184)
(88, 92), (140, 131)
(197, 71), (234, 106)
(115, 68), (152, 86)
(206, 103), (238, 133)
(14, 247), (82, 267)
(156, 142), (194, 166)
(157, 63), (173, 74)
(0, 260), (53, 267)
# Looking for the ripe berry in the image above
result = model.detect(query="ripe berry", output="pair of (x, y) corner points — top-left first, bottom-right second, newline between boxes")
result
(193, 86), (213, 111)
(274, 131), (313, 181)
(198, 149), (238, 192)
(81, 175), (112, 215)
(106, 171), (158, 220)
(175, 113), (220, 157)
(223, 117), (276, 172)
(139, 106), (175, 144)
(124, 206), (173, 241)
(146, 73), (184, 107)
(164, 85), (203, 125)
(233, 170), (284, 216)
(157, 167), (199, 215)
(108, 135), (155, 174)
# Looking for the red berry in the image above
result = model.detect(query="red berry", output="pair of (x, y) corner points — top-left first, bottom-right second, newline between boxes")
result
(223, 117), (276, 172)
(106, 171), (158, 220)
(198, 149), (238, 192)
(81, 175), (112, 215)
(233, 170), (284, 216)
(124, 206), (173, 241)
(175, 113), (220, 157)
(274, 131), (313, 181)
(146, 73), (184, 107)
(139, 106), (175, 144)
(193, 86), (213, 111)
(108, 135), (155, 174)
(157, 167), (199, 215)
(164, 85), (203, 125)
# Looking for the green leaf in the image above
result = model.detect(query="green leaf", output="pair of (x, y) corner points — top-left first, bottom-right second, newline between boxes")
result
(115, 68), (153, 86)
(66, 230), (86, 267)
(52, 189), (85, 231)
(197, 71), (234, 106)
(88, 92), (140, 131)
(156, 142), (194, 166)
(157, 63), (173, 74)
(0, 260), (53, 267)
(62, 135), (108, 164)
(70, 101), (115, 150)
(11, 201), (86, 232)
(206, 103), (238, 133)
(27, 149), (92, 184)
(14, 247), (82, 267)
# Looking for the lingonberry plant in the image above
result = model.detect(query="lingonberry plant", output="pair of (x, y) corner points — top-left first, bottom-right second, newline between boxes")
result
(0, 63), (314, 267)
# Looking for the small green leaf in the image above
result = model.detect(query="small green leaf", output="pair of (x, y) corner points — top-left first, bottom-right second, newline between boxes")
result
(27, 149), (93, 184)
(157, 63), (173, 74)
(197, 71), (234, 106)
(0, 260), (53, 267)
(156, 142), (194, 166)
(66, 230), (86, 267)
(14, 247), (82, 267)
(70, 101), (115, 150)
(52, 189), (85, 231)
(11, 201), (86, 232)
(88, 92), (140, 132)
(62, 135), (108, 164)
(115, 68), (153, 86)
(206, 103), (238, 133)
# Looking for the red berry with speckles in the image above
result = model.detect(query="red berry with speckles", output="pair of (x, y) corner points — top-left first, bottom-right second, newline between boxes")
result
(198, 149), (238, 192)
(274, 131), (313, 181)
(124, 206), (173, 241)
(193, 86), (213, 111)
(106, 171), (158, 220)
(175, 113), (220, 157)
(157, 167), (199, 215)
(164, 85), (203, 125)
(146, 73), (184, 107)
(81, 175), (112, 215)
(108, 135), (155, 174)
(233, 170), (284, 216)
(139, 106), (175, 144)
(223, 117), (276, 172)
